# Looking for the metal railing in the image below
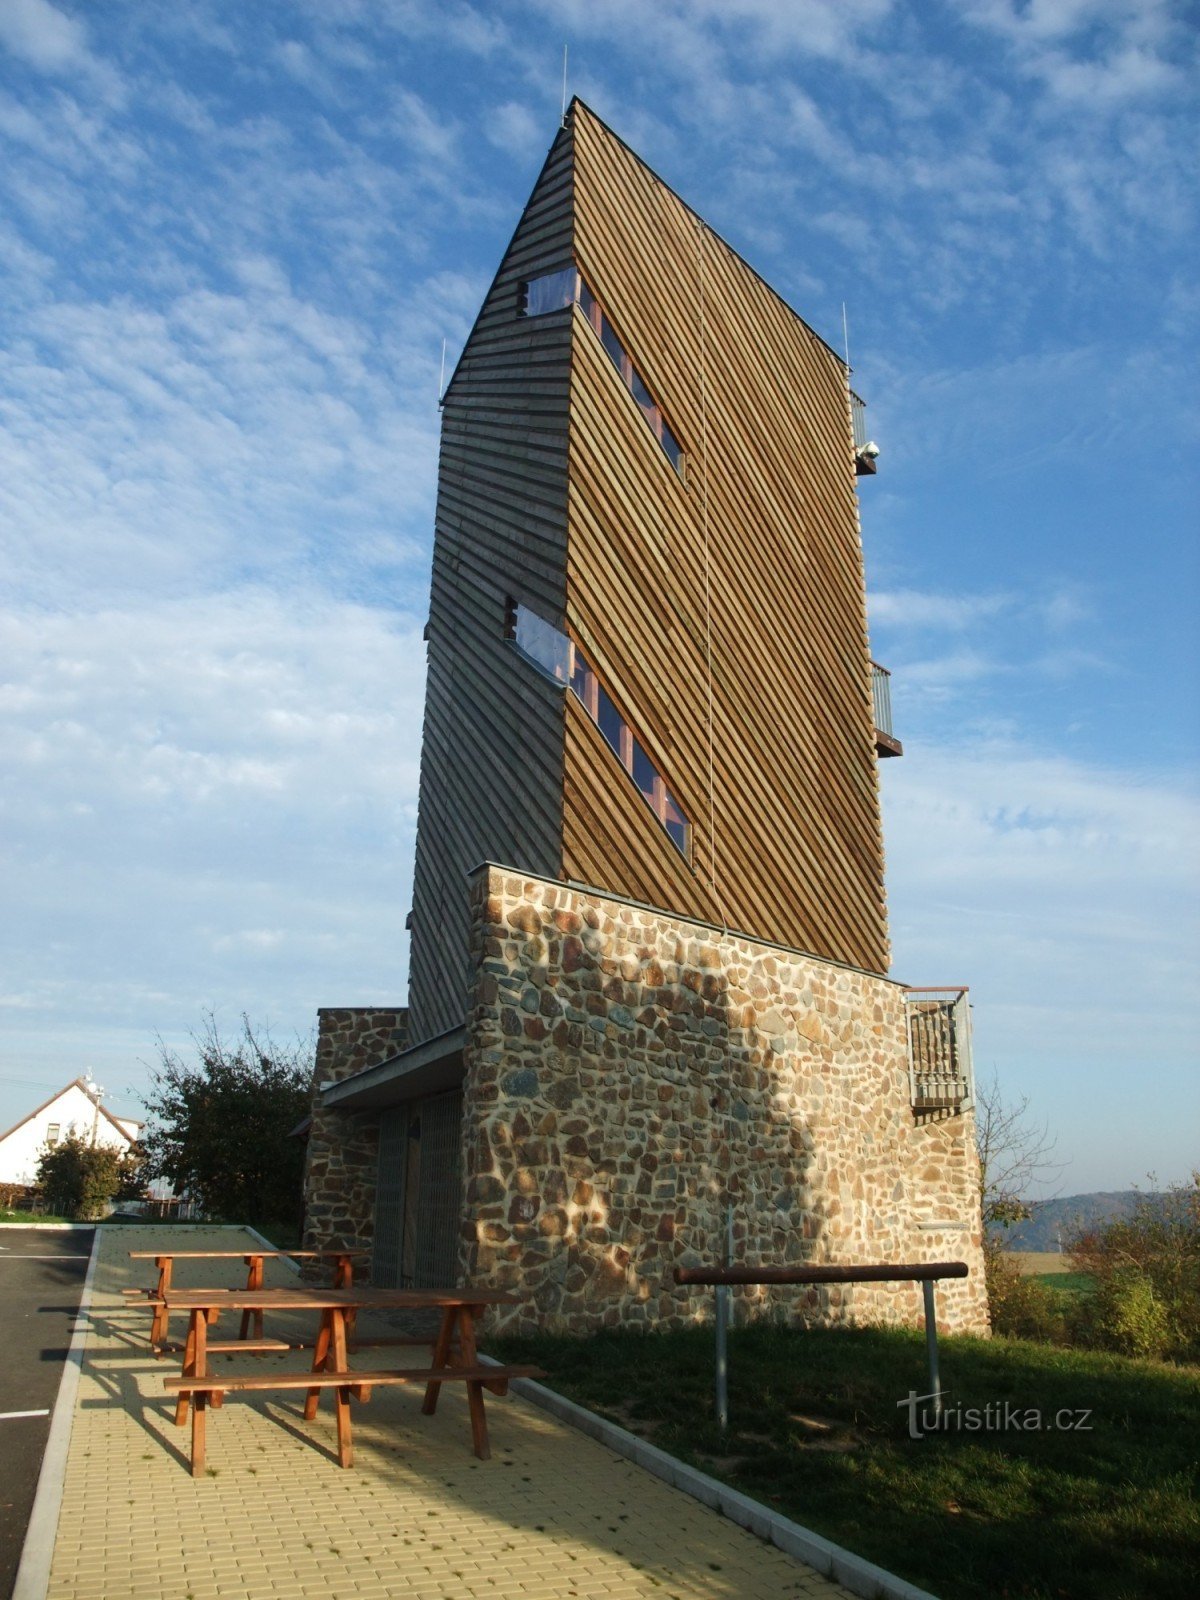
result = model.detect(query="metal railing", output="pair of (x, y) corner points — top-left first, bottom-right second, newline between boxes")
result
(905, 988), (974, 1112)
(871, 661), (895, 740)
(851, 389), (869, 453)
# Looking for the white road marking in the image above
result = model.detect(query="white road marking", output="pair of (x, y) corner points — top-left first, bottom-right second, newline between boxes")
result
(0, 1410), (51, 1421)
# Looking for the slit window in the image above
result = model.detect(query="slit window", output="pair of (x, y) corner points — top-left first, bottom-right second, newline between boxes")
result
(507, 601), (691, 859)
(521, 266), (685, 477)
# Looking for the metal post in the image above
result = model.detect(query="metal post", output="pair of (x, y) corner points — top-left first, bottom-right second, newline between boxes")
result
(714, 1204), (732, 1430)
(922, 1279), (942, 1420)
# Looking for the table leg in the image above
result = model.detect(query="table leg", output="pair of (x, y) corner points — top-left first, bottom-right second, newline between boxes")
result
(152, 1257), (172, 1352)
(240, 1255), (265, 1341)
(207, 1310), (224, 1407)
(305, 1309), (333, 1421)
(191, 1392), (207, 1478)
(190, 1311), (210, 1474)
(421, 1306), (458, 1417)
(174, 1309), (198, 1427)
(458, 1304), (490, 1461)
(330, 1308), (353, 1468)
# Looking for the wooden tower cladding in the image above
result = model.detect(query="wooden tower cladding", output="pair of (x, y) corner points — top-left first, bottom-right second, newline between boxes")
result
(407, 101), (888, 1044)
(407, 124), (574, 1041)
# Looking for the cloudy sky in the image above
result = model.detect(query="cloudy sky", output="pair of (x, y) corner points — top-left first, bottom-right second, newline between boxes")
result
(1, 0), (1196, 1194)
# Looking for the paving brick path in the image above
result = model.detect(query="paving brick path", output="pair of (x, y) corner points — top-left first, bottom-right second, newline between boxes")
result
(45, 1226), (855, 1600)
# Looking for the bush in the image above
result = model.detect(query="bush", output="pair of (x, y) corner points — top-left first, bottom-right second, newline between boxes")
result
(1070, 1270), (1170, 1359)
(983, 1236), (1068, 1342)
(1068, 1174), (1199, 1362)
(36, 1135), (136, 1220)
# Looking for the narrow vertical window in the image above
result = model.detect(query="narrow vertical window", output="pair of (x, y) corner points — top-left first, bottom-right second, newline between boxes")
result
(521, 264), (685, 477)
(506, 603), (691, 860)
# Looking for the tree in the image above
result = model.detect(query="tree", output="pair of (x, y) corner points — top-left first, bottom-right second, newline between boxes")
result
(1068, 1173), (1200, 1361)
(974, 1069), (1063, 1230)
(36, 1135), (139, 1221)
(142, 1015), (313, 1232)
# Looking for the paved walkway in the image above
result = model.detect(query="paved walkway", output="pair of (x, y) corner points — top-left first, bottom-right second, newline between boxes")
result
(44, 1225), (856, 1600)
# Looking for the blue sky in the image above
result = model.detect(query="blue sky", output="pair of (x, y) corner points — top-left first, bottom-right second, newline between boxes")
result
(1, 0), (1196, 1194)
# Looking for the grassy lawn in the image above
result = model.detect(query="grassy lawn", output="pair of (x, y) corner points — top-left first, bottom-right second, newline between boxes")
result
(1033, 1271), (1095, 1295)
(488, 1322), (1200, 1600)
(0, 1208), (73, 1224)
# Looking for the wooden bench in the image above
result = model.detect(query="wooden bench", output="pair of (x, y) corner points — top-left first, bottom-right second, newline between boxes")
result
(164, 1361), (544, 1474)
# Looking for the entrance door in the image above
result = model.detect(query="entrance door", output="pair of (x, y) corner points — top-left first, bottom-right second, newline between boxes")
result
(371, 1090), (463, 1288)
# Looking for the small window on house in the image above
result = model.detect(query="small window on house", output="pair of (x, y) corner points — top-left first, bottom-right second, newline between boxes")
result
(522, 267), (577, 317)
(47, 1123), (60, 1144)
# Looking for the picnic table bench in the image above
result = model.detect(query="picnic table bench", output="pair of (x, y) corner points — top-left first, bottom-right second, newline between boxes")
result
(159, 1285), (543, 1475)
(126, 1248), (366, 1348)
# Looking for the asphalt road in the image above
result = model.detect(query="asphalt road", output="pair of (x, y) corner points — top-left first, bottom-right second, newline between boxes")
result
(0, 1228), (93, 1600)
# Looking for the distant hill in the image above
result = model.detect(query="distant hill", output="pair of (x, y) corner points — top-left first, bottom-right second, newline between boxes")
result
(989, 1191), (1161, 1252)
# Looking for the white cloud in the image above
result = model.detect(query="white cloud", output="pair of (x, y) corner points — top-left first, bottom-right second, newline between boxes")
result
(870, 588), (1011, 632)
(0, 593), (425, 1107)
(0, 0), (89, 72)
(486, 99), (545, 163)
(884, 740), (1200, 1083)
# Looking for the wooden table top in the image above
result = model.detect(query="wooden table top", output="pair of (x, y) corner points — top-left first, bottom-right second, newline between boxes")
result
(128, 1249), (366, 1260)
(160, 1285), (519, 1310)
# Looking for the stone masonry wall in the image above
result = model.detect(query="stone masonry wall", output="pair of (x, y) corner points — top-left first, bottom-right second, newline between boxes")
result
(461, 866), (989, 1336)
(301, 1007), (408, 1278)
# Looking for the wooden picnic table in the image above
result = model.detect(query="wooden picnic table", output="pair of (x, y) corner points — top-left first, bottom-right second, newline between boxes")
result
(127, 1248), (366, 1347)
(159, 1285), (541, 1475)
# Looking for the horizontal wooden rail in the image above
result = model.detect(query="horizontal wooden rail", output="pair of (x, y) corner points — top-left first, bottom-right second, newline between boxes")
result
(674, 1260), (968, 1287)
(677, 1256), (970, 1429)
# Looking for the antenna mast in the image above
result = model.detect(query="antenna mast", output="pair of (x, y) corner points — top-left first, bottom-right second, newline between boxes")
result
(561, 45), (569, 122)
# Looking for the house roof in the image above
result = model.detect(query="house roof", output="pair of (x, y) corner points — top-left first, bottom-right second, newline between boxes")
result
(0, 1078), (142, 1148)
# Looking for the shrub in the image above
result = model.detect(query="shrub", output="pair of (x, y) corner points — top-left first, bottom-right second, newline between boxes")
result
(983, 1236), (1067, 1342)
(1070, 1270), (1170, 1359)
(1068, 1174), (1199, 1362)
(36, 1135), (135, 1220)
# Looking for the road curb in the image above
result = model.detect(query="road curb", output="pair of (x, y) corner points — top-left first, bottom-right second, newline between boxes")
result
(11, 1228), (101, 1600)
(481, 1358), (941, 1600)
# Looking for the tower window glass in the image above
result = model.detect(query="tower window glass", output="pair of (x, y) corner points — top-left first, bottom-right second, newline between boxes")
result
(507, 601), (691, 860)
(522, 267), (685, 477)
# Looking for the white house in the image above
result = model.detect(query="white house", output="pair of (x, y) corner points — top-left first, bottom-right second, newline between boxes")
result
(0, 1078), (143, 1187)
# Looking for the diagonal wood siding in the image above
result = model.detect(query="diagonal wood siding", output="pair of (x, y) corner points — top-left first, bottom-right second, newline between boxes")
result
(406, 127), (576, 1043)
(408, 100), (891, 1045)
(563, 102), (889, 973)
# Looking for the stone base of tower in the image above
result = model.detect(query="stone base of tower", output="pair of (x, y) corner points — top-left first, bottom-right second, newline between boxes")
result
(460, 863), (989, 1337)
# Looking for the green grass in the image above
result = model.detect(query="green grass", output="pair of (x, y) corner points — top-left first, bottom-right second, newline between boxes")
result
(487, 1322), (1200, 1600)
(0, 1208), (72, 1224)
(1033, 1271), (1095, 1295)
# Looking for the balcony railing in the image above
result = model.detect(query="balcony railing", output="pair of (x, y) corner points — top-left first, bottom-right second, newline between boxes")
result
(905, 988), (974, 1113)
(871, 662), (902, 758)
(851, 390), (877, 475)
